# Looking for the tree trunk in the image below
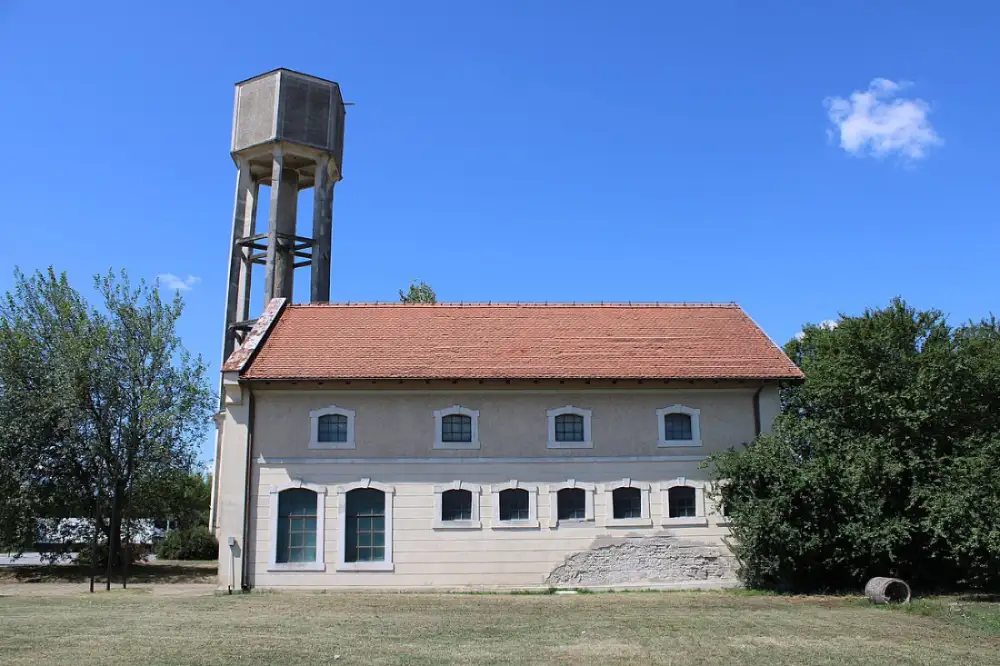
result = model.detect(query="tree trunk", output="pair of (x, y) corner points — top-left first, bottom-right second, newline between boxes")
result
(105, 482), (123, 590)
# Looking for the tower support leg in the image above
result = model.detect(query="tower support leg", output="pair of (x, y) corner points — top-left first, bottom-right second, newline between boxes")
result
(311, 154), (333, 303)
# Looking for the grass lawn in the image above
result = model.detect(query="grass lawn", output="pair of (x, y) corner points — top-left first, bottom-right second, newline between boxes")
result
(0, 589), (997, 666)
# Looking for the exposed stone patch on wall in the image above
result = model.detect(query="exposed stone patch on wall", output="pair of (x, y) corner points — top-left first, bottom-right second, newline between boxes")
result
(546, 535), (736, 588)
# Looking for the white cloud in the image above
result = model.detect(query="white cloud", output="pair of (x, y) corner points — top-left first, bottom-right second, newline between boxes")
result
(824, 78), (942, 161)
(794, 319), (838, 341)
(157, 273), (201, 292)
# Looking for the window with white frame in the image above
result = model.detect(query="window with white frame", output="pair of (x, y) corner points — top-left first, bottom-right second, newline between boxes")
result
(309, 405), (356, 449)
(491, 480), (538, 528)
(548, 480), (595, 527)
(661, 478), (708, 526)
(433, 481), (482, 529)
(433, 406), (480, 449)
(267, 481), (326, 572)
(656, 405), (701, 447)
(336, 479), (394, 571)
(546, 406), (593, 449)
(604, 479), (651, 527)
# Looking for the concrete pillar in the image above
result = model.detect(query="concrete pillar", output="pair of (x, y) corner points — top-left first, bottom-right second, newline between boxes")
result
(237, 181), (259, 322)
(310, 154), (333, 302)
(222, 158), (255, 363)
(264, 150), (299, 300)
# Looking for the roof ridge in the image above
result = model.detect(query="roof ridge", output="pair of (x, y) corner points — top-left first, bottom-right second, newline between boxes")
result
(286, 302), (741, 309)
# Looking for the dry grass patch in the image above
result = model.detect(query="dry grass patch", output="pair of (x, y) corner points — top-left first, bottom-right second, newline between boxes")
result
(0, 560), (216, 584)
(0, 590), (995, 666)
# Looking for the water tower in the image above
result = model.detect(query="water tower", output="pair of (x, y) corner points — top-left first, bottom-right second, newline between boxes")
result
(221, 68), (346, 360)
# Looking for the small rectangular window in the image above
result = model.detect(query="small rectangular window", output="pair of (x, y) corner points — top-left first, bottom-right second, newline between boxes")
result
(499, 489), (530, 521)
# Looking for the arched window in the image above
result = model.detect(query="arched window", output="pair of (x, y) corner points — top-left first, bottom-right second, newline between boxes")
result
(309, 405), (355, 449)
(656, 405), (701, 447)
(667, 486), (697, 518)
(547, 406), (593, 449)
(441, 414), (472, 443)
(663, 413), (692, 441)
(661, 478), (707, 526)
(612, 487), (642, 520)
(433, 406), (480, 449)
(555, 414), (585, 442)
(604, 479), (651, 527)
(317, 413), (348, 443)
(336, 479), (395, 571)
(499, 488), (530, 521)
(557, 488), (586, 520)
(441, 489), (473, 521)
(548, 480), (596, 527)
(273, 487), (323, 567)
(433, 481), (482, 529)
(345, 488), (386, 563)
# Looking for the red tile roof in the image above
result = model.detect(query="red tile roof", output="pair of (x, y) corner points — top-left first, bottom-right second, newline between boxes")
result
(227, 302), (802, 381)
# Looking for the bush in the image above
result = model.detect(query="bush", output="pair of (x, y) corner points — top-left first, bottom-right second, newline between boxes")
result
(75, 542), (148, 568)
(709, 300), (1000, 593)
(154, 527), (218, 560)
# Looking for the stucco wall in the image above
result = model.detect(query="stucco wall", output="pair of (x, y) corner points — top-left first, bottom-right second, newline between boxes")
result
(215, 384), (779, 590)
(245, 460), (733, 590)
(251, 387), (762, 459)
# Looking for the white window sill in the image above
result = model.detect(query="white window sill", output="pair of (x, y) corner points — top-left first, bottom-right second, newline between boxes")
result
(657, 439), (702, 448)
(267, 562), (326, 572)
(546, 440), (594, 449)
(662, 517), (709, 527)
(550, 519), (594, 529)
(433, 440), (481, 450)
(491, 520), (540, 530)
(433, 520), (482, 530)
(605, 518), (652, 528)
(337, 561), (394, 572)
(308, 441), (356, 450)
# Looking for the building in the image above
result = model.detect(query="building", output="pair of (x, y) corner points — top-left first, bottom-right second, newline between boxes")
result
(213, 298), (802, 591)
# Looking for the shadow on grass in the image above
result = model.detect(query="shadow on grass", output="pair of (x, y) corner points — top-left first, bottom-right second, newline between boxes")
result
(0, 561), (216, 584)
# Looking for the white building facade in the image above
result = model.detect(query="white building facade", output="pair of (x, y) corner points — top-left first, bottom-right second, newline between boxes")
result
(213, 301), (801, 591)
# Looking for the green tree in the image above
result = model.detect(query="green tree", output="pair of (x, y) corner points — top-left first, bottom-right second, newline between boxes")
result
(710, 299), (1000, 591)
(0, 268), (213, 567)
(399, 280), (437, 304)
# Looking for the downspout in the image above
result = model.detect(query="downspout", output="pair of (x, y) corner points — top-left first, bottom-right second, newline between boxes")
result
(240, 385), (256, 591)
(752, 386), (763, 437)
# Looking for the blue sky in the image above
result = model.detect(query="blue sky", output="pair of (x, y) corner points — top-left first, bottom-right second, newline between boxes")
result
(1, 2), (997, 459)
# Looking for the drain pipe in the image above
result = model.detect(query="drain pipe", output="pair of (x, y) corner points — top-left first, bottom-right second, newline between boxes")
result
(240, 387), (256, 591)
(752, 386), (763, 437)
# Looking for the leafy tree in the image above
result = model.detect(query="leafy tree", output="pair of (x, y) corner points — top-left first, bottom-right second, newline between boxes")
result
(710, 299), (1000, 591)
(0, 268), (213, 569)
(399, 280), (437, 304)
